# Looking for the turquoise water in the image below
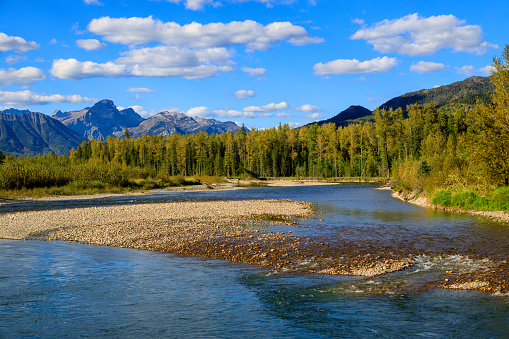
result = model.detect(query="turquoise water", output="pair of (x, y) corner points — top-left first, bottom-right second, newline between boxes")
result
(1, 185), (509, 337)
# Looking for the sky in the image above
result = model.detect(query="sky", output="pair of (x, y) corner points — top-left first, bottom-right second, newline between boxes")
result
(0, 0), (506, 129)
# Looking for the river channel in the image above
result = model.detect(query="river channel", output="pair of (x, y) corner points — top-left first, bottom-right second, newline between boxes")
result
(1, 184), (509, 337)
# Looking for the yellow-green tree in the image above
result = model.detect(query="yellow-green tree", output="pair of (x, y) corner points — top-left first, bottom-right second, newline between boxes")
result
(467, 44), (509, 185)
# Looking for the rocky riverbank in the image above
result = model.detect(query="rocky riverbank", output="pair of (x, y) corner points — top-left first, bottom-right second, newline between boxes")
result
(1, 197), (413, 278)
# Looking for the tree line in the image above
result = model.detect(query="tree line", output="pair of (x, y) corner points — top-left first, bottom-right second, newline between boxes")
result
(1, 45), (508, 200)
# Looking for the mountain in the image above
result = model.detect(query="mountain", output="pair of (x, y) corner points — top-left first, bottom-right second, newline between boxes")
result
(52, 99), (241, 140)
(379, 76), (493, 113)
(0, 110), (84, 157)
(310, 76), (493, 128)
(308, 105), (373, 128)
(51, 99), (145, 140)
(318, 105), (373, 127)
(125, 111), (241, 138)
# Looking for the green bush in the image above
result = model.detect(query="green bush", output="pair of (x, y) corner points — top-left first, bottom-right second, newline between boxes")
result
(432, 190), (452, 207)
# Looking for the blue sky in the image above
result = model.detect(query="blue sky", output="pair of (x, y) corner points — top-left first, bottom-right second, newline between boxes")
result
(0, 0), (506, 129)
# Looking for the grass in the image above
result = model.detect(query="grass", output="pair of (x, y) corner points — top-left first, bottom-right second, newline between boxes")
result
(431, 186), (509, 212)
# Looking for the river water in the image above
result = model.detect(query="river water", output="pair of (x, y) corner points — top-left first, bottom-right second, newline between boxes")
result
(1, 184), (509, 337)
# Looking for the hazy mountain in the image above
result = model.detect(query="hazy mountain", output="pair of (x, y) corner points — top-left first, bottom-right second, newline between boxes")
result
(0, 110), (84, 157)
(125, 111), (241, 138)
(51, 99), (145, 140)
(379, 76), (493, 113)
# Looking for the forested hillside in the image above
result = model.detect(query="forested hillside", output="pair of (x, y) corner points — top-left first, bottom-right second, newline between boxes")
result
(1, 45), (508, 210)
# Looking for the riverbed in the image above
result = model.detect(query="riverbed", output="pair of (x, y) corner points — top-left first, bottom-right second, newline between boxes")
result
(1, 184), (509, 337)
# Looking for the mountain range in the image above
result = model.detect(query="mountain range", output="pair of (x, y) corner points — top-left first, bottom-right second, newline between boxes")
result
(0, 100), (241, 156)
(0, 76), (494, 157)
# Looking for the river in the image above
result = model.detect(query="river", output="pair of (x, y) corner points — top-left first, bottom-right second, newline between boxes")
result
(1, 184), (509, 337)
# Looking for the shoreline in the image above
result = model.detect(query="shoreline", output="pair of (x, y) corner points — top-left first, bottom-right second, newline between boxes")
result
(0, 178), (369, 206)
(391, 189), (509, 223)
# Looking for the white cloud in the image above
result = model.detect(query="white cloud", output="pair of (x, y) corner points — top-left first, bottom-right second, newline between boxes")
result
(302, 112), (324, 119)
(50, 59), (127, 80)
(165, 0), (307, 11)
(456, 65), (475, 76)
(76, 39), (107, 51)
(243, 101), (289, 113)
(53, 45), (236, 80)
(84, 0), (103, 5)
(410, 61), (449, 74)
(117, 46), (233, 68)
(127, 105), (152, 118)
(0, 33), (39, 52)
(233, 90), (255, 99)
(352, 18), (365, 25)
(4, 55), (27, 65)
(351, 13), (498, 56)
(287, 122), (303, 128)
(0, 90), (96, 105)
(126, 87), (157, 93)
(186, 106), (268, 119)
(88, 17), (323, 51)
(276, 112), (293, 117)
(0, 67), (46, 85)
(314, 56), (397, 75)
(294, 104), (320, 112)
(480, 65), (494, 76)
(242, 67), (266, 76)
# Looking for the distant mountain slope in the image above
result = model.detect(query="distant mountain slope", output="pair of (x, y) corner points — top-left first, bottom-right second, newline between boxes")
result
(0, 111), (84, 157)
(308, 105), (373, 128)
(379, 76), (493, 113)
(126, 111), (240, 138)
(51, 99), (145, 140)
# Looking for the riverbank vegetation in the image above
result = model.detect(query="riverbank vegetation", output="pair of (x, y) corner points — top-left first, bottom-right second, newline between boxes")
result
(1, 45), (508, 209)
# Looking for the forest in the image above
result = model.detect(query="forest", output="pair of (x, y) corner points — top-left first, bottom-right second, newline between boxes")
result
(0, 45), (508, 211)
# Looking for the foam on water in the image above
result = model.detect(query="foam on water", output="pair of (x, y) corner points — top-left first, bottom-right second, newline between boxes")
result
(411, 254), (492, 274)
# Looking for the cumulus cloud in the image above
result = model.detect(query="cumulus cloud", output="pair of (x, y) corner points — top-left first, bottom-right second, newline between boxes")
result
(351, 13), (498, 56)
(0, 90), (96, 105)
(410, 61), (449, 74)
(52, 45), (236, 80)
(294, 104), (320, 112)
(4, 55), (27, 65)
(186, 106), (269, 119)
(76, 39), (107, 51)
(0, 32), (39, 52)
(0, 67), (46, 86)
(165, 0), (306, 11)
(84, 0), (103, 5)
(242, 67), (266, 76)
(352, 18), (365, 25)
(480, 65), (494, 76)
(456, 65), (475, 76)
(287, 122), (303, 128)
(126, 87), (157, 93)
(88, 17), (323, 51)
(314, 56), (397, 75)
(243, 101), (289, 113)
(50, 59), (127, 80)
(117, 46), (233, 68)
(302, 112), (325, 119)
(233, 90), (255, 99)
(276, 112), (293, 118)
